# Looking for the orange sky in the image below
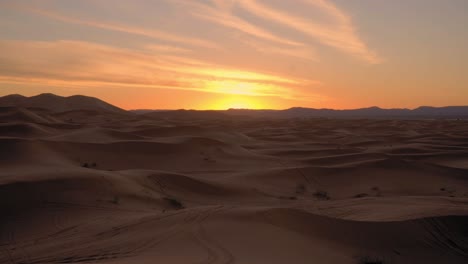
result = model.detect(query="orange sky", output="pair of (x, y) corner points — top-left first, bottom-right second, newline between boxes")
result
(0, 0), (467, 110)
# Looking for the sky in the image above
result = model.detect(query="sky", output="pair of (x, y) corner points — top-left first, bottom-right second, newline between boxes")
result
(0, 0), (467, 110)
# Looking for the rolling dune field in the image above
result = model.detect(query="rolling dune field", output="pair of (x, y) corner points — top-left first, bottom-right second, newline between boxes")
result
(1, 106), (468, 264)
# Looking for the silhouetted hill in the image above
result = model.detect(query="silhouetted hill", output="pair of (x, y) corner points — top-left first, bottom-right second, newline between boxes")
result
(227, 106), (468, 118)
(3, 93), (467, 118)
(0, 93), (126, 113)
(133, 106), (468, 119)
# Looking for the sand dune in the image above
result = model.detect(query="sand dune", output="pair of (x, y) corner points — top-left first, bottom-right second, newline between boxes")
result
(0, 107), (60, 124)
(1, 104), (468, 263)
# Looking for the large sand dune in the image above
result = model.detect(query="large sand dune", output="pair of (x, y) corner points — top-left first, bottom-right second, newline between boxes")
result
(1, 105), (468, 263)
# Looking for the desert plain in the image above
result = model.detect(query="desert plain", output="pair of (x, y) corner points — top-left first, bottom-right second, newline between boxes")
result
(1, 95), (468, 264)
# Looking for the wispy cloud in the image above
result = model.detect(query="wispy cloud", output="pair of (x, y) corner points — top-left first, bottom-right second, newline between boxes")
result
(169, 0), (320, 61)
(173, 0), (303, 47)
(0, 1), (350, 104)
(237, 0), (381, 63)
(211, 0), (237, 12)
(171, 0), (379, 62)
(10, 4), (219, 49)
(145, 44), (192, 54)
(238, 37), (318, 61)
(7, 0), (378, 63)
(0, 40), (318, 100)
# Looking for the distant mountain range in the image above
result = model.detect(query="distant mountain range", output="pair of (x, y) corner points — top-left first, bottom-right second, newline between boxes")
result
(0, 93), (125, 113)
(221, 106), (468, 118)
(1, 93), (468, 118)
(133, 106), (468, 119)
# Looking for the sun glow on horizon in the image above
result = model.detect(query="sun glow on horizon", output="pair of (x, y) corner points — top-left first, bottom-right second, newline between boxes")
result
(209, 95), (265, 110)
(203, 79), (284, 97)
(203, 80), (279, 109)
(1, 1), (467, 109)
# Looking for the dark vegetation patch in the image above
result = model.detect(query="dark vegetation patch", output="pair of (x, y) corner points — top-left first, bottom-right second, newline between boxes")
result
(313, 190), (330, 200)
(279, 195), (297, 200)
(357, 256), (387, 264)
(164, 197), (184, 210)
(371, 186), (382, 196)
(354, 193), (369, 198)
(81, 162), (98, 168)
(111, 195), (120, 205)
(295, 183), (306, 195)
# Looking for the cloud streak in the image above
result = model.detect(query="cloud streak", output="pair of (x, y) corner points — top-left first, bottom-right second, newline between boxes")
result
(0, 0), (380, 108)
(12, 4), (219, 49)
(169, 0), (319, 61)
(7, 0), (379, 63)
(237, 0), (381, 63)
(176, 0), (303, 47)
(0, 40), (317, 100)
(171, 0), (380, 63)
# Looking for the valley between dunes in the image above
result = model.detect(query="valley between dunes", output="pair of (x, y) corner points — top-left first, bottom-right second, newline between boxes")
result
(1, 106), (468, 264)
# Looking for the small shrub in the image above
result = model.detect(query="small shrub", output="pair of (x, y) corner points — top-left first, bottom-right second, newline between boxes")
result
(203, 156), (216, 163)
(354, 193), (369, 198)
(81, 162), (98, 168)
(371, 186), (382, 197)
(295, 183), (306, 195)
(279, 196), (297, 200)
(111, 196), (120, 205)
(164, 197), (184, 210)
(313, 190), (330, 200)
(358, 256), (386, 264)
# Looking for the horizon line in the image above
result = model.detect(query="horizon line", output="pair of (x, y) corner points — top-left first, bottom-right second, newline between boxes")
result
(2, 92), (468, 112)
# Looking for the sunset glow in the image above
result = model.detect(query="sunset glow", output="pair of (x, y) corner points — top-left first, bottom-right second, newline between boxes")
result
(0, 1), (467, 109)
(2, 2), (467, 262)
(209, 95), (265, 110)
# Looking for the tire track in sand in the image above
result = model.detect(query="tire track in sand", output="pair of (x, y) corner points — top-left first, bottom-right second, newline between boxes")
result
(189, 205), (235, 264)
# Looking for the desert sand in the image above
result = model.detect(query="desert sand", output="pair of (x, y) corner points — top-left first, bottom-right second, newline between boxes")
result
(1, 98), (468, 263)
